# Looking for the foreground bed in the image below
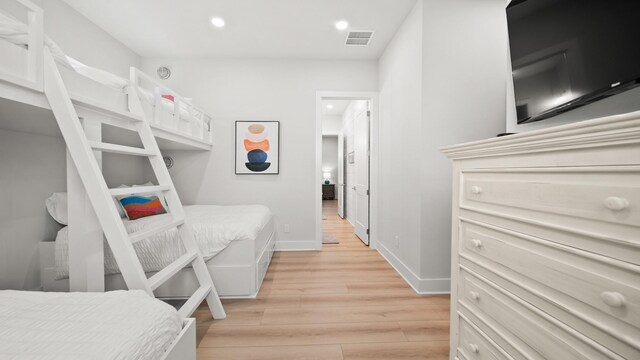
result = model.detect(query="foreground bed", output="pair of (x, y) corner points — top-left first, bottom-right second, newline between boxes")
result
(41, 205), (276, 299)
(0, 290), (195, 360)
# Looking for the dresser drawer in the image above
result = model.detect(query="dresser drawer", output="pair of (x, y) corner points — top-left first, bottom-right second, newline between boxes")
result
(457, 315), (510, 360)
(460, 220), (640, 342)
(460, 168), (640, 249)
(459, 269), (618, 360)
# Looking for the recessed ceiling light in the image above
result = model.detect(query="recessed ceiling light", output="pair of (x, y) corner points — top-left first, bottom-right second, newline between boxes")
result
(327, 104), (334, 109)
(335, 20), (349, 31)
(210, 17), (225, 28)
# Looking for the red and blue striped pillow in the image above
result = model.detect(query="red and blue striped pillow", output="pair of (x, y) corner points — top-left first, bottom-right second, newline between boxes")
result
(118, 195), (167, 220)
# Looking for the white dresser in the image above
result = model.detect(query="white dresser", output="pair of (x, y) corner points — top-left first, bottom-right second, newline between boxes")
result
(442, 112), (640, 360)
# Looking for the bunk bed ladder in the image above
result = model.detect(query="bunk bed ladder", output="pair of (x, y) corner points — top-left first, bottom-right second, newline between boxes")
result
(41, 48), (225, 319)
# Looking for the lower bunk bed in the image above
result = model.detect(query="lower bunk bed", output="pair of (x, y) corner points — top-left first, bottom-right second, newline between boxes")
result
(0, 290), (195, 360)
(40, 204), (276, 299)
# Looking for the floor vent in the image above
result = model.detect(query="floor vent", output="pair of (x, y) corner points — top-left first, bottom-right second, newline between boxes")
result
(345, 31), (374, 46)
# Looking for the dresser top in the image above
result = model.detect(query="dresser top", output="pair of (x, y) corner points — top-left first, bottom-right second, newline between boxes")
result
(441, 110), (640, 160)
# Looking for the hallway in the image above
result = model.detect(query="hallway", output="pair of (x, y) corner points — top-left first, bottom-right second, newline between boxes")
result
(194, 200), (450, 359)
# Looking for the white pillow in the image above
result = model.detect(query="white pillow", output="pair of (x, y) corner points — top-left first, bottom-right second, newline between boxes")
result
(45, 184), (160, 224)
(45, 192), (68, 225)
(46, 188), (127, 224)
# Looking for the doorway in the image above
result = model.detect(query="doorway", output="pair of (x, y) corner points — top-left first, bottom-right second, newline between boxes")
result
(315, 92), (378, 250)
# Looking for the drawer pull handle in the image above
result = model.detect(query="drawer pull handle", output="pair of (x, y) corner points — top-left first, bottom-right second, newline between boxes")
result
(467, 343), (480, 354)
(601, 292), (626, 308)
(470, 186), (483, 195)
(469, 291), (480, 301)
(471, 239), (483, 248)
(604, 197), (629, 211)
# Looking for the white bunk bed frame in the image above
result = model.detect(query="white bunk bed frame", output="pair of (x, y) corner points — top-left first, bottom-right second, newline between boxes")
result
(3, 0), (276, 295)
(0, 1), (219, 358)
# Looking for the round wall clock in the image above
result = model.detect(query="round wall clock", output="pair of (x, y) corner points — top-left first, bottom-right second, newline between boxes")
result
(157, 66), (171, 80)
(163, 156), (174, 169)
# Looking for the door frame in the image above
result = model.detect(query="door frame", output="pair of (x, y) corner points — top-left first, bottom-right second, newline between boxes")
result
(337, 130), (345, 219)
(315, 91), (379, 250)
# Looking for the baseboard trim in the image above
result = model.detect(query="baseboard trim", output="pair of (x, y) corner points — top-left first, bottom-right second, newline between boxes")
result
(275, 240), (319, 251)
(376, 242), (450, 295)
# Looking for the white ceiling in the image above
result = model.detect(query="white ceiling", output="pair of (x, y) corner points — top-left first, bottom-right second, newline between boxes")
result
(322, 100), (351, 116)
(62, 0), (417, 59)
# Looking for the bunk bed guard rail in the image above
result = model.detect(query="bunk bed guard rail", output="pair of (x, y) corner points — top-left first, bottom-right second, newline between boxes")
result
(129, 68), (213, 143)
(0, 0), (43, 91)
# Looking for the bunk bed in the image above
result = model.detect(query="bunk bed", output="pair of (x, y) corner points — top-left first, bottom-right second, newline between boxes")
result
(0, 0), (274, 307)
(0, 6), (213, 149)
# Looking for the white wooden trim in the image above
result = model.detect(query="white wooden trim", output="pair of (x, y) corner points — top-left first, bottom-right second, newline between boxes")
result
(315, 91), (380, 251)
(67, 119), (104, 292)
(441, 110), (640, 159)
(275, 240), (318, 251)
(161, 318), (196, 360)
(377, 241), (451, 294)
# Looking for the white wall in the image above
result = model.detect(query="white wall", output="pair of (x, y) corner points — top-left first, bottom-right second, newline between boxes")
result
(507, 84), (640, 133)
(140, 58), (377, 250)
(0, 129), (66, 290)
(0, 0), (142, 290)
(376, 0), (507, 293)
(419, 0), (509, 284)
(321, 115), (342, 135)
(377, 0), (424, 287)
(33, 0), (140, 77)
(321, 136), (338, 186)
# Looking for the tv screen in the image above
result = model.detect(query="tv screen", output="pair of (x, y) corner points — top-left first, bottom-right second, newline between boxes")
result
(506, 0), (640, 124)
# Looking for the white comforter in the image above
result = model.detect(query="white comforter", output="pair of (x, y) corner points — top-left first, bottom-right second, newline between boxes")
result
(55, 205), (272, 280)
(0, 290), (182, 360)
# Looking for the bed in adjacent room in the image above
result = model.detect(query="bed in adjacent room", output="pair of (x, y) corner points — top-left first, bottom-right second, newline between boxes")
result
(41, 200), (277, 299)
(0, 290), (194, 360)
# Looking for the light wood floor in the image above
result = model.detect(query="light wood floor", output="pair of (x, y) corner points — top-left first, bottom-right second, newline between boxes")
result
(194, 200), (450, 359)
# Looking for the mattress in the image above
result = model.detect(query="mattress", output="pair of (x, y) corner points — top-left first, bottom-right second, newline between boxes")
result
(55, 204), (273, 280)
(0, 290), (181, 360)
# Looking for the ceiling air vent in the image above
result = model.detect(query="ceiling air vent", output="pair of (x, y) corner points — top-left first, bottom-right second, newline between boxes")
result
(345, 31), (374, 46)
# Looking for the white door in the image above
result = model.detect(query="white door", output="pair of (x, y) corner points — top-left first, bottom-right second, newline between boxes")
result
(354, 104), (369, 244)
(337, 131), (345, 218)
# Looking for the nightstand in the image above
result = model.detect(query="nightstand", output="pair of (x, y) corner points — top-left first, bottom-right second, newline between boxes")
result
(322, 184), (335, 200)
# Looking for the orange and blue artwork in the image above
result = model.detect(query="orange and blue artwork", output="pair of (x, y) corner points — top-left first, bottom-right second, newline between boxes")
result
(235, 121), (279, 174)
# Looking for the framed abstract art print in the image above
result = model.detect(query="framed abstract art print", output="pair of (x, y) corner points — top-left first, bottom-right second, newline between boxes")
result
(235, 121), (280, 175)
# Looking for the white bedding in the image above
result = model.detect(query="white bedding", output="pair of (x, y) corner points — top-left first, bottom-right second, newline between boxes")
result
(55, 205), (273, 280)
(0, 290), (181, 360)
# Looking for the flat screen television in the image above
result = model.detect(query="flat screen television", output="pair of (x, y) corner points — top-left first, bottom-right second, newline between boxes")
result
(506, 0), (640, 124)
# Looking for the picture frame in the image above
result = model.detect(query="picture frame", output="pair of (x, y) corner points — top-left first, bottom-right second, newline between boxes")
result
(235, 121), (280, 175)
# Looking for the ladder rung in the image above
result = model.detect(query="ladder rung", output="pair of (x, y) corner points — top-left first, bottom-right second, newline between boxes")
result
(129, 217), (184, 244)
(148, 251), (198, 291)
(178, 285), (212, 318)
(89, 141), (156, 157)
(109, 184), (171, 197)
